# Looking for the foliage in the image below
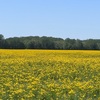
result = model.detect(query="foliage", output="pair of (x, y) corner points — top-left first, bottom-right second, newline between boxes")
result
(0, 34), (100, 49)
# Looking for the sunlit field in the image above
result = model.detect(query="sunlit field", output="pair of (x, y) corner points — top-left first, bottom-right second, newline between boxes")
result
(0, 50), (100, 100)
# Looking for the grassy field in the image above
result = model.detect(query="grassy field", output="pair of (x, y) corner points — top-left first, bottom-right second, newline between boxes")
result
(0, 50), (100, 100)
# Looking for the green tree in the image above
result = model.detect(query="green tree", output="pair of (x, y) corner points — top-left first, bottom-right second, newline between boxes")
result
(0, 34), (4, 48)
(0, 34), (4, 40)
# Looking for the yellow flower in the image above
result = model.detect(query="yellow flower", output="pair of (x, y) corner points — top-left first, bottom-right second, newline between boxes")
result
(68, 89), (75, 95)
(14, 89), (23, 94)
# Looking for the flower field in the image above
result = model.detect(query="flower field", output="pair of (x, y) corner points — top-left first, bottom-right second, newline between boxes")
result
(0, 50), (100, 100)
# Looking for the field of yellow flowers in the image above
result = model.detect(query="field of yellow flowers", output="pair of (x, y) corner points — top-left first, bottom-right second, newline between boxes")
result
(0, 50), (100, 100)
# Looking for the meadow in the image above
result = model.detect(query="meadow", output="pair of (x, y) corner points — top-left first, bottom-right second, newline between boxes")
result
(0, 50), (100, 100)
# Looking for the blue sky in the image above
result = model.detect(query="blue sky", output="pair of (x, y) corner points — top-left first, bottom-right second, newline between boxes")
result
(0, 0), (100, 39)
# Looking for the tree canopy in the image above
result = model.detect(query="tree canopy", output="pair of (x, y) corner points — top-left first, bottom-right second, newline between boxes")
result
(0, 34), (100, 50)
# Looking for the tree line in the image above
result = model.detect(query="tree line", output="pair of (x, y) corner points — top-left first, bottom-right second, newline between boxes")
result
(0, 34), (100, 50)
